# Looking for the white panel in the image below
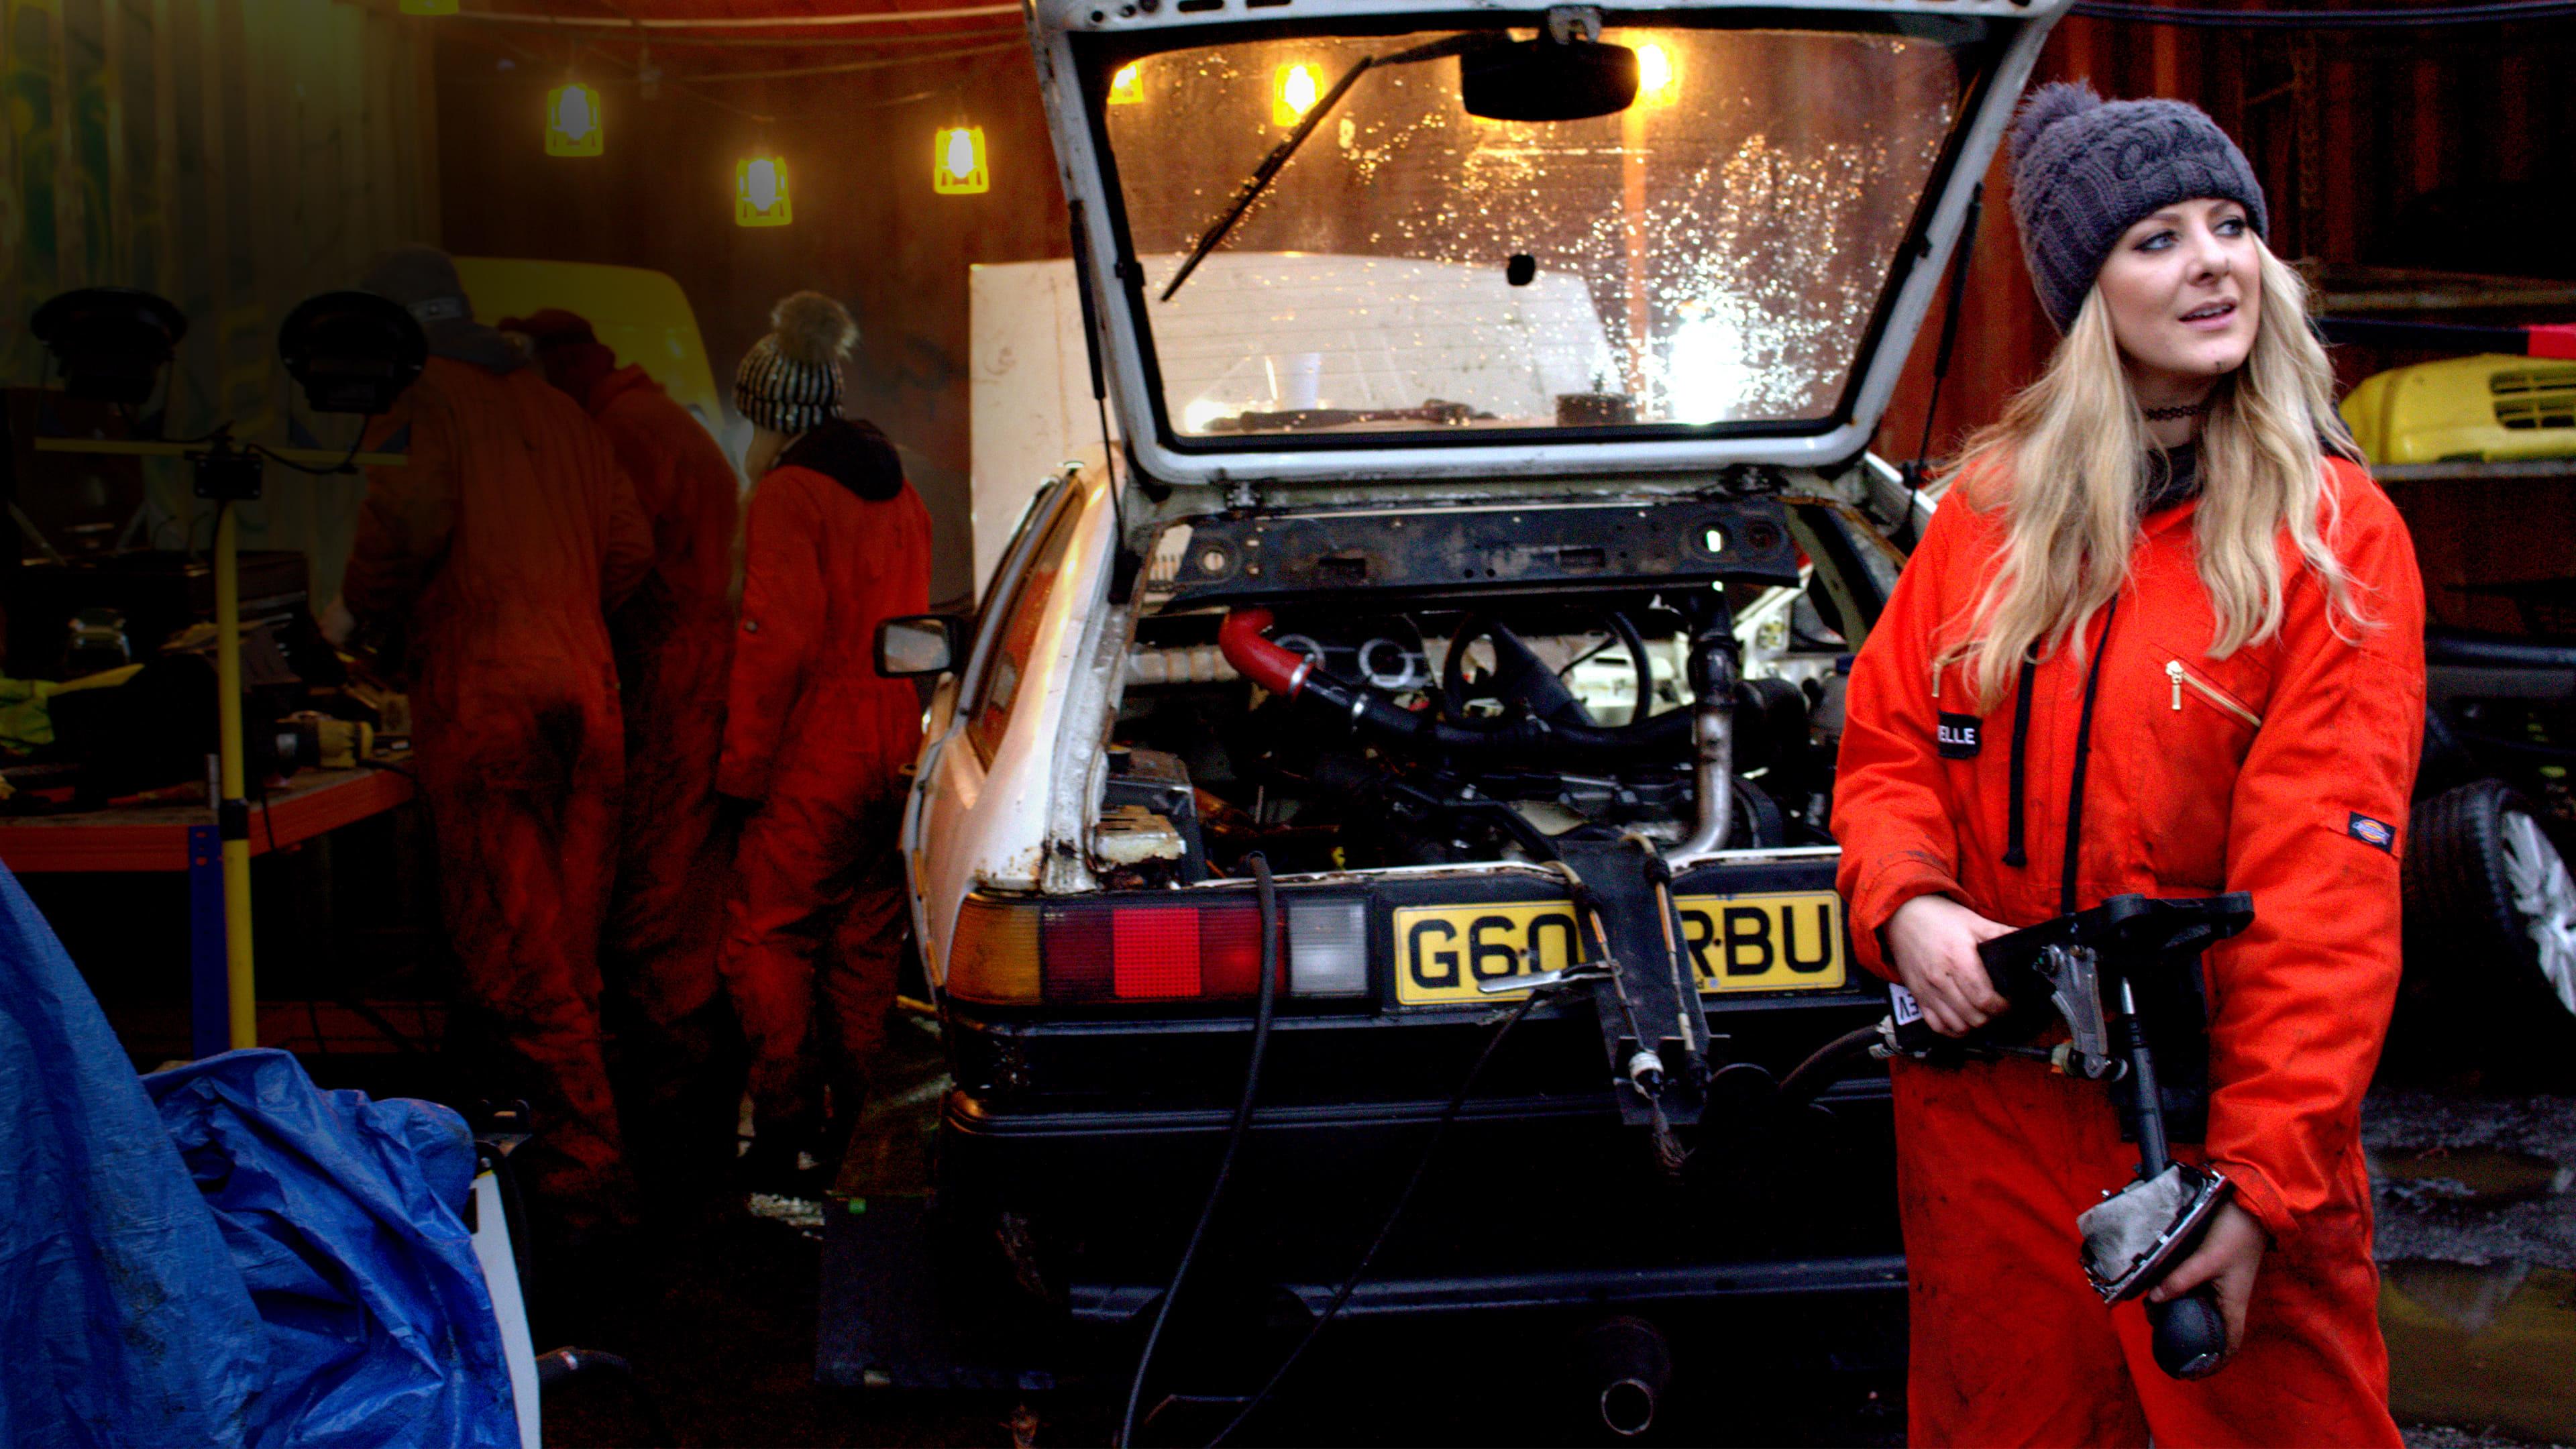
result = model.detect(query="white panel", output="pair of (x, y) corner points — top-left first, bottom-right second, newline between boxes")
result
(969, 260), (1122, 596)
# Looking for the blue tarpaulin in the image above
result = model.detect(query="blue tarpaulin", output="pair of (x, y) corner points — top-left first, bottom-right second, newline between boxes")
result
(0, 858), (517, 1448)
(0, 863), (265, 1448)
(148, 1051), (518, 1448)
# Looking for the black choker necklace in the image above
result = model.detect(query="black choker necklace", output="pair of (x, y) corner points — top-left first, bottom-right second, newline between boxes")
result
(2141, 399), (2211, 422)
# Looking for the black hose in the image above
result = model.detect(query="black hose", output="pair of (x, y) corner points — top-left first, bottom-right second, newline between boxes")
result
(533, 1348), (678, 1446)
(1772, 1023), (1886, 1110)
(1205, 987), (1549, 1448)
(1117, 854), (1282, 1448)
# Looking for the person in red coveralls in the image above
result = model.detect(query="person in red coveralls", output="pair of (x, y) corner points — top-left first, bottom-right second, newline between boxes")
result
(504, 308), (744, 1219)
(335, 246), (654, 1250)
(718, 292), (932, 1188)
(1831, 88), (2423, 1446)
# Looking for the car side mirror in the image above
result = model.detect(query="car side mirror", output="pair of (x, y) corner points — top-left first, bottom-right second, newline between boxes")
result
(876, 614), (964, 678)
(881, 608), (968, 675)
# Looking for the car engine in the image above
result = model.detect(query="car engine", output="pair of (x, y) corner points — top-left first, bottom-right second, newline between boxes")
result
(1101, 591), (1839, 883)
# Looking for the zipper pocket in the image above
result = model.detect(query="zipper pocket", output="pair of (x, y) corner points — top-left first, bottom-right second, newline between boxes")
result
(2164, 659), (2261, 728)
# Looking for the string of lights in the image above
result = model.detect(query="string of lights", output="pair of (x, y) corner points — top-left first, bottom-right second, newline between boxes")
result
(685, 40), (1021, 83)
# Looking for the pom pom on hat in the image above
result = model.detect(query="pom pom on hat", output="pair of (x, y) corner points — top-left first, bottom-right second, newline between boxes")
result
(2010, 81), (2101, 169)
(769, 290), (858, 368)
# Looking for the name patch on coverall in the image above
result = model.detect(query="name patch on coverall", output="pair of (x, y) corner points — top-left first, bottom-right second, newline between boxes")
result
(1937, 712), (1983, 760)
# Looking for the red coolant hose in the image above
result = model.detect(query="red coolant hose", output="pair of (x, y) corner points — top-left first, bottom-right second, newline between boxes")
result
(1218, 607), (1312, 696)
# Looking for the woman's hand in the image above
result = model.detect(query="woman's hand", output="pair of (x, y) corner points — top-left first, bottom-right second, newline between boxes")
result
(1886, 894), (2014, 1036)
(2147, 1199), (2267, 1353)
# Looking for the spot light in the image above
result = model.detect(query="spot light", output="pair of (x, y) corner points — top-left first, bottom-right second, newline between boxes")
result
(737, 154), (793, 227)
(1635, 42), (1678, 107)
(1109, 62), (1144, 105)
(545, 83), (602, 156)
(1273, 63), (1321, 126)
(933, 125), (988, 195)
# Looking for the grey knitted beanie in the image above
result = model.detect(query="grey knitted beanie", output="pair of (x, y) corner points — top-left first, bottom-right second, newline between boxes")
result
(2007, 83), (2269, 333)
(735, 290), (857, 434)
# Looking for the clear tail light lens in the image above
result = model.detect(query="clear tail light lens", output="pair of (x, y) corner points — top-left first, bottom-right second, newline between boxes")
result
(1286, 899), (1369, 997)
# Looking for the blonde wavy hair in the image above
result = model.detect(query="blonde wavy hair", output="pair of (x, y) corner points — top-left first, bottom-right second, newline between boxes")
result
(1937, 241), (2371, 709)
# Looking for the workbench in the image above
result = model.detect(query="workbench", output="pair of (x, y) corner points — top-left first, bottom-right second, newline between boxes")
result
(0, 764), (417, 1057)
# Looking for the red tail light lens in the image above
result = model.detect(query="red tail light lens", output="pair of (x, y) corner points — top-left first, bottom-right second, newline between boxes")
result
(1112, 907), (1204, 1000)
(1039, 897), (1316, 1004)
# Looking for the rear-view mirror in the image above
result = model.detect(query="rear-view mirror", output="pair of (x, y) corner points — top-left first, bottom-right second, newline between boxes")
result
(876, 614), (963, 678)
(1459, 38), (1638, 123)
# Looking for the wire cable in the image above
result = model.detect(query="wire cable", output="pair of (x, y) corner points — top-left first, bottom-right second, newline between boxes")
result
(682, 40), (1020, 82)
(1205, 984), (1552, 1448)
(1116, 854), (1282, 1449)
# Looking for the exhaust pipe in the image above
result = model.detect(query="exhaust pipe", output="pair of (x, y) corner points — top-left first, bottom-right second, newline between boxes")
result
(1572, 1315), (1672, 1440)
(1668, 624), (1737, 862)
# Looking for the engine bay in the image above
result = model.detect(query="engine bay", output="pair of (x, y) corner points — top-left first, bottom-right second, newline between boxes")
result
(1099, 586), (1851, 883)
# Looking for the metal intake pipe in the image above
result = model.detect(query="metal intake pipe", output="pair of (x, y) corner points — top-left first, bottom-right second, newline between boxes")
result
(1668, 621), (1738, 861)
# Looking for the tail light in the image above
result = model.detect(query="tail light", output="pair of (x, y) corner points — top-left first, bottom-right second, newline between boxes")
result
(929, 892), (1373, 1006)
(947, 896), (1042, 1004)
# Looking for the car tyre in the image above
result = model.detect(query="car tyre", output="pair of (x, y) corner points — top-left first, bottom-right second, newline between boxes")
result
(2400, 780), (2576, 1076)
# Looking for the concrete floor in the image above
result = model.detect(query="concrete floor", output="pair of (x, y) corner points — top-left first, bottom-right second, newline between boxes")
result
(531, 1021), (2576, 1448)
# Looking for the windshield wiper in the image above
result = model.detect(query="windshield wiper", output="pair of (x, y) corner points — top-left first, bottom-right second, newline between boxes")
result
(1157, 33), (1491, 303)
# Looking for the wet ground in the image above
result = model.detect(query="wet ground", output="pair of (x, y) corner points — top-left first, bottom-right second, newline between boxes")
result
(2368, 1090), (2576, 1448)
(529, 1021), (2576, 1448)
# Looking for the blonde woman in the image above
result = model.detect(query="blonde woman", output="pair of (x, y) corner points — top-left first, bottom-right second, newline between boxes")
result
(1833, 85), (2422, 1445)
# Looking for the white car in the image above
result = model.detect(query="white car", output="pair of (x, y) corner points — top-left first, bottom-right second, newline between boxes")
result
(835, 0), (2069, 1423)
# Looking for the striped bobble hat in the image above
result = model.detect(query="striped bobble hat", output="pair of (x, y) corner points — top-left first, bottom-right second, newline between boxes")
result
(734, 290), (858, 434)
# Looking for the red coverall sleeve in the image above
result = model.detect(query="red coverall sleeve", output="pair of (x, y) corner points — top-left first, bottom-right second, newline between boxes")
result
(717, 477), (825, 801)
(2204, 470), (2425, 1244)
(343, 390), (458, 623)
(1833, 500), (1976, 980)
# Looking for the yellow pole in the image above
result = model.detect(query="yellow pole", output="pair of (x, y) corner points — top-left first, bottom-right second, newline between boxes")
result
(215, 502), (256, 1049)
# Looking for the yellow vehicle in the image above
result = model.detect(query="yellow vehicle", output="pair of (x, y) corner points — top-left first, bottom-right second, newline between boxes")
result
(2340, 353), (2576, 465)
(451, 257), (723, 435)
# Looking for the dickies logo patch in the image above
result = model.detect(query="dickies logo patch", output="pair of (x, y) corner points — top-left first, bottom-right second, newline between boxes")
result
(2347, 812), (2395, 852)
(1937, 712), (1982, 760)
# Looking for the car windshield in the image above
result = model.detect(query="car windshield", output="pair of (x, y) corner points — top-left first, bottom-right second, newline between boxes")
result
(1095, 21), (1978, 442)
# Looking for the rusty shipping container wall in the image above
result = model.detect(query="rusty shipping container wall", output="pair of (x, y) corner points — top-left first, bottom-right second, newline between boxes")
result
(1, 0), (439, 601)
(1874, 5), (2576, 485)
(426, 9), (1066, 613)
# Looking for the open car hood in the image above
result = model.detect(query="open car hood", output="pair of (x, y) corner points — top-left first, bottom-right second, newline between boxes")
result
(1029, 0), (2070, 490)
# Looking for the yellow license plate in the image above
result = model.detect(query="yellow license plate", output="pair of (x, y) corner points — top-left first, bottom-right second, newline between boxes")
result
(1391, 892), (1846, 1005)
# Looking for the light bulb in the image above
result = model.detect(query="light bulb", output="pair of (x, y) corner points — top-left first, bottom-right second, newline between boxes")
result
(1273, 63), (1321, 126)
(737, 154), (792, 226)
(1109, 62), (1144, 105)
(1635, 43), (1677, 107)
(545, 83), (603, 156)
(932, 125), (989, 195)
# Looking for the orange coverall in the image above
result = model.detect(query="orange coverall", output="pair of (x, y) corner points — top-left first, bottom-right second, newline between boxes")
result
(348, 357), (653, 1234)
(583, 364), (743, 1200)
(718, 422), (932, 1151)
(1832, 456), (2423, 1446)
